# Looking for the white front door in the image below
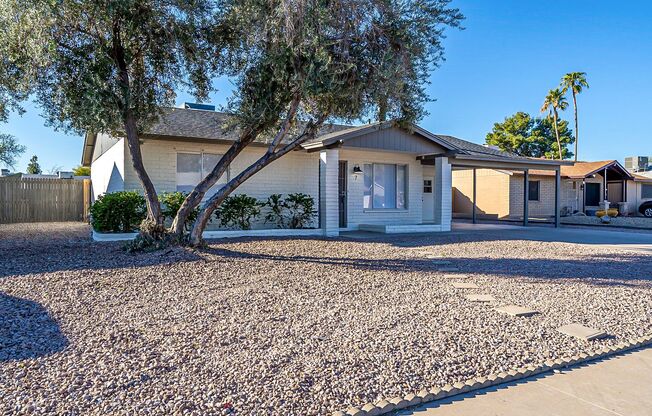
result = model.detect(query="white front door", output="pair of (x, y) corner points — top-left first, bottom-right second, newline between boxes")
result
(422, 167), (435, 222)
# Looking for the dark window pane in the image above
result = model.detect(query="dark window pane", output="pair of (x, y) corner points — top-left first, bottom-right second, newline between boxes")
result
(528, 180), (540, 201)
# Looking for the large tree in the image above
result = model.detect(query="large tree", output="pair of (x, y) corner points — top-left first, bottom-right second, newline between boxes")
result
(486, 112), (574, 159)
(4, 0), (224, 237)
(0, 133), (25, 168)
(561, 72), (589, 162)
(541, 88), (569, 160)
(168, 0), (464, 245)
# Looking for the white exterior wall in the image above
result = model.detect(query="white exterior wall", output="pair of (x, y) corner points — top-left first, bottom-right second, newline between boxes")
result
(90, 138), (125, 200)
(123, 139), (320, 229)
(338, 148), (424, 228)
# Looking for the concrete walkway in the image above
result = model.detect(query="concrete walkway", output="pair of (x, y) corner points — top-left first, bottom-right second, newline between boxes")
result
(451, 222), (652, 253)
(399, 347), (652, 416)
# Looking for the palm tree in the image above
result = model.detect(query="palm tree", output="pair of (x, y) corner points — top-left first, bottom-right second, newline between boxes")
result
(560, 72), (589, 162)
(541, 88), (569, 159)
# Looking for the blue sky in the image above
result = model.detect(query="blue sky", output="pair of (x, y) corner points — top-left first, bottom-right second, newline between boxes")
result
(4, 0), (652, 172)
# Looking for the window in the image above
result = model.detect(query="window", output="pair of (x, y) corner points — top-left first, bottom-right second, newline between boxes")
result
(642, 184), (652, 199)
(362, 163), (407, 209)
(528, 180), (540, 201)
(176, 152), (227, 194)
(423, 179), (433, 193)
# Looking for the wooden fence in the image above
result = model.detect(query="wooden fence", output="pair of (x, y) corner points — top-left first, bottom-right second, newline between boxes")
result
(0, 176), (91, 223)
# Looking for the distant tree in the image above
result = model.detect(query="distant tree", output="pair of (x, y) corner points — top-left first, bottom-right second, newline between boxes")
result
(0, 133), (25, 168)
(560, 72), (589, 162)
(541, 88), (569, 160)
(26, 155), (41, 174)
(486, 112), (574, 159)
(5, 0), (223, 239)
(72, 165), (91, 176)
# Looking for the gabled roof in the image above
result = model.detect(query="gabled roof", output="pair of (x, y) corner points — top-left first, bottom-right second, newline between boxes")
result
(520, 160), (635, 179)
(81, 107), (564, 170)
(304, 120), (546, 159)
(561, 160), (632, 179)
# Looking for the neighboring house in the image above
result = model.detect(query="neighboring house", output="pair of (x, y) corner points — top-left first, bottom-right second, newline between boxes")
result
(81, 105), (564, 235)
(453, 160), (651, 220)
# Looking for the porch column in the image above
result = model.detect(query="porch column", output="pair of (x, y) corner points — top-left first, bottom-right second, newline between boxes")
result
(603, 168), (608, 203)
(472, 168), (477, 224)
(523, 169), (529, 226)
(319, 149), (340, 237)
(433, 157), (452, 231)
(555, 168), (561, 228)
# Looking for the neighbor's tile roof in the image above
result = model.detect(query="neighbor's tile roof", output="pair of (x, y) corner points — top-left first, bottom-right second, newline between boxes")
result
(521, 160), (634, 179)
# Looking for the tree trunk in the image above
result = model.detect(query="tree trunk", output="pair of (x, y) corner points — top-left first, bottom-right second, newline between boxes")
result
(553, 110), (562, 160)
(188, 116), (326, 246)
(123, 112), (164, 235)
(169, 96), (302, 237)
(111, 25), (163, 238)
(572, 92), (578, 162)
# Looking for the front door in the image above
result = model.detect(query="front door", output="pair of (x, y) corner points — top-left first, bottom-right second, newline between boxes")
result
(338, 161), (347, 228)
(585, 183), (601, 207)
(422, 167), (435, 222)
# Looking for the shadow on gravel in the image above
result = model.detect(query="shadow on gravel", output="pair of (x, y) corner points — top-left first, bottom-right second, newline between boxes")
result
(0, 244), (203, 279)
(0, 293), (68, 361)
(203, 246), (652, 287)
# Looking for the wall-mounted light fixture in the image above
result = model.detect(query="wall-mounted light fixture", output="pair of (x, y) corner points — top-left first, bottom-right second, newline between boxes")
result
(352, 164), (363, 180)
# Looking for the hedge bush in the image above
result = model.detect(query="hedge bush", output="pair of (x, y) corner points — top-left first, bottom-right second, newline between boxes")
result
(159, 191), (199, 231)
(217, 194), (261, 230)
(90, 191), (146, 232)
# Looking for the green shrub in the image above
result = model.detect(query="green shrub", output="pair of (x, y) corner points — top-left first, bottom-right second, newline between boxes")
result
(284, 193), (316, 229)
(262, 193), (285, 228)
(90, 191), (146, 232)
(159, 191), (198, 231)
(217, 194), (261, 230)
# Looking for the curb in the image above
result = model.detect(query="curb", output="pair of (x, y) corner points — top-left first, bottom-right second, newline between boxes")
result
(331, 334), (652, 416)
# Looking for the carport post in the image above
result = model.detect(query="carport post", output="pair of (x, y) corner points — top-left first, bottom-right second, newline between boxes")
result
(523, 169), (529, 226)
(555, 168), (561, 228)
(472, 168), (477, 224)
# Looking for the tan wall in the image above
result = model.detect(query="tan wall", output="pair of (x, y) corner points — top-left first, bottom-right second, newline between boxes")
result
(451, 169), (510, 218)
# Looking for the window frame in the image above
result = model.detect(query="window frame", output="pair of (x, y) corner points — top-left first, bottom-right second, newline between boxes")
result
(176, 151), (228, 194)
(423, 179), (433, 194)
(642, 184), (652, 199)
(363, 162), (409, 210)
(528, 180), (540, 202)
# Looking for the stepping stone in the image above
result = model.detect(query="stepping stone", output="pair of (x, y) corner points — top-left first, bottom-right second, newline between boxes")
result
(557, 324), (608, 341)
(442, 274), (468, 279)
(495, 305), (539, 317)
(437, 267), (459, 272)
(465, 294), (495, 302)
(452, 282), (479, 289)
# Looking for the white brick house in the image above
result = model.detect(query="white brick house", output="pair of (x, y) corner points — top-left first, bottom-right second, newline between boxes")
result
(82, 106), (563, 236)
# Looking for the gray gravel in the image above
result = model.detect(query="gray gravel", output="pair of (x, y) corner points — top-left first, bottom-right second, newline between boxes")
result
(1, 222), (651, 415)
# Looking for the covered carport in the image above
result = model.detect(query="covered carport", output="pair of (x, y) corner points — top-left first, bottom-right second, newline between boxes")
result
(418, 149), (570, 227)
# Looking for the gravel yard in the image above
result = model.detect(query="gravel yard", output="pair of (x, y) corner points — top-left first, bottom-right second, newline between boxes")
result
(1, 222), (651, 415)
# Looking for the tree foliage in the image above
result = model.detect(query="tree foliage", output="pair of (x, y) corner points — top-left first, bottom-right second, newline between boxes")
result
(486, 112), (574, 159)
(0, 133), (25, 168)
(174, 0), (465, 244)
(26, 155), (42, 174)
(72, 166), (91, 176)
(3, 0), (227, 235)
(561, 72), (588, 162)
